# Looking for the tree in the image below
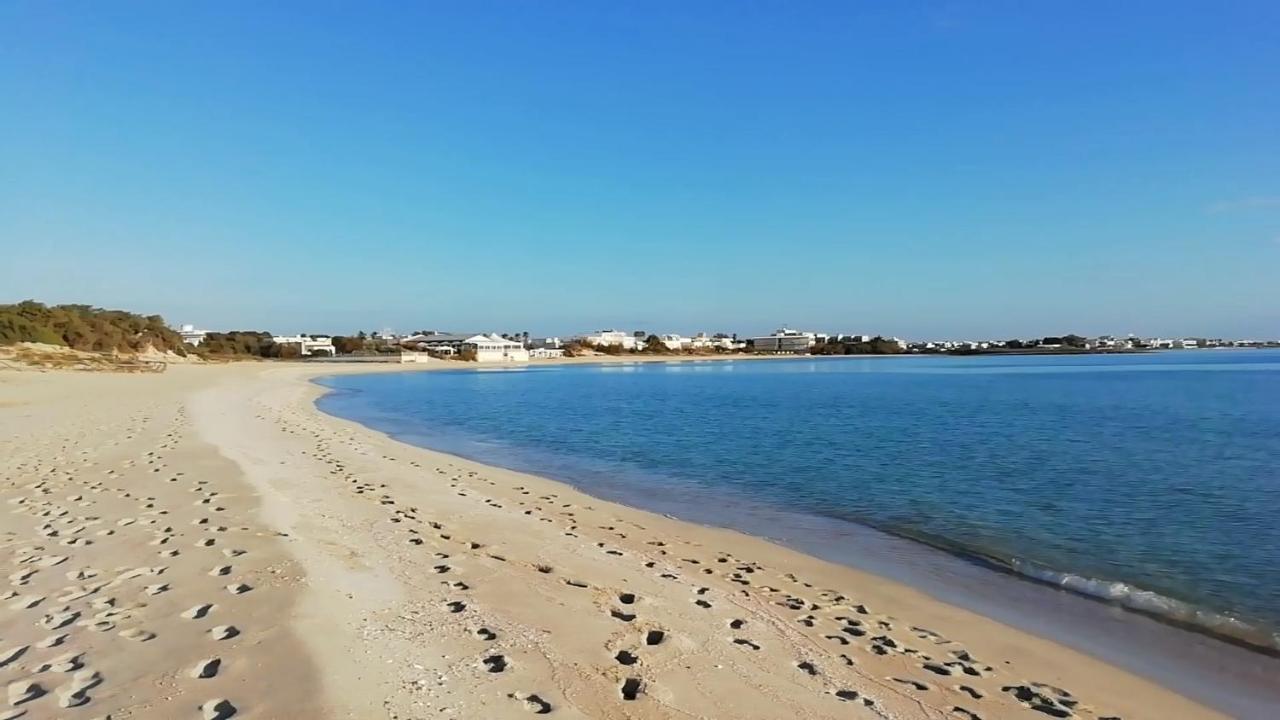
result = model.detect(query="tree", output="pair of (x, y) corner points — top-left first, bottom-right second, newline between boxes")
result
(1063, 334), (1087, 348)
(332, 336), (365, 354)
(643, 335), (668, 353)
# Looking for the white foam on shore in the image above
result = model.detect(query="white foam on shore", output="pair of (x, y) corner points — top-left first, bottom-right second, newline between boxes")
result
(1008, 558), (1280, 653)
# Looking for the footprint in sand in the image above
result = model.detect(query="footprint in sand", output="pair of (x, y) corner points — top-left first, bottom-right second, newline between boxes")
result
(8, 679), (45, 706)
(0, 646), (28, 670)
(9, 594), (45, 610)
(41, 610), (80, 630)
(119, 628), (156, 642)
(508, 691), (552, 714)
(183, 603), (215, 620)
(34, 650), (83, 672)
(893, 677), (929, 691)
(620, 677), (643, 701)
(200, 697), (237, 719)
(36, 633), (68, 649)
(191, 657), (222, 679)
(55, 669), (100, 709)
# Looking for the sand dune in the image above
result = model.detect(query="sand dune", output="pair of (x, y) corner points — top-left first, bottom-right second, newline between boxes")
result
(0, 363), (1224, 719)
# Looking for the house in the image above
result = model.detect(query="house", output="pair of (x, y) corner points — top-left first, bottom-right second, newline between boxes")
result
(271, 334), (337, 356)
(529, 337), (563, 349)
(177, 324), (208, 346)
(581, 330), (640, 351)
(401, 333), (473, 354)
(1091, 336), (1133, 350)
(659, 334), (689, 351)
(463, 334), (530, 362)
(529, 347), (565, 359)
(686, 333), (743, 351)
(748, 328), (818, 353)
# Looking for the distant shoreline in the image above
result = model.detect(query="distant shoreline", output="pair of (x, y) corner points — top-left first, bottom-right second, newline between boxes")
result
(942, 347), (1152, 357)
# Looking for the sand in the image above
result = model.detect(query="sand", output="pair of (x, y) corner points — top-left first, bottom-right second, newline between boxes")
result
(0, 361), (1228, 719)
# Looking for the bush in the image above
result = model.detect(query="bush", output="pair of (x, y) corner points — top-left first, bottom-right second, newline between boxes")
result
(0, 300), (188, 354)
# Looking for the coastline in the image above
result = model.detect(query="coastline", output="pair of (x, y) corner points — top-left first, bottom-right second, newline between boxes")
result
(312, 360), (1280, 718)
(0, 360), (1265, 719)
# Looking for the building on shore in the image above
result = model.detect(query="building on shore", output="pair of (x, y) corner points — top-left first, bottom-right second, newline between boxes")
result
(580, 329), (640, 351)
(748, 328), (819, 354)
(463, 334), (529, 362)
(529, 347), (565, 359)
(658, 334), (689, 351)
(401, 332), (529, 362)
(177, 324), (208, 346)
(271, 334), (337, 356)
(401, 333), (471, 355)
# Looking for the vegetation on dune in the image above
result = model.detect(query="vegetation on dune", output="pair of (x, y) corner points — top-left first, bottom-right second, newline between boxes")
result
(198, 331), (280, 357)
(0, 300), (188, 355)
(809, 336), (905, 355)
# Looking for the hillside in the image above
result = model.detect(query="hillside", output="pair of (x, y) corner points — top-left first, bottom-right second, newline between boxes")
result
(0, 300), (188, 355)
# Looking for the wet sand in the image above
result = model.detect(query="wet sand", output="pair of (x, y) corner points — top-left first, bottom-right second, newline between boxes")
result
(0, 361), (1247, 718)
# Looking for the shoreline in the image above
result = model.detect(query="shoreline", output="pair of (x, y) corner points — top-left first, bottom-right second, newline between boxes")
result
(322, 365), (1280, 657)
(2, 361), (1270, 718)
(312, 355), (1280, 658)
(310, 359), (1280, 718)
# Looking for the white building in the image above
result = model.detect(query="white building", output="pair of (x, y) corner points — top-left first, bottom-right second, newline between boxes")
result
(581, 330), (640, 351)
(177, 324), (208, 346)
(463, 334), (530, 363)
(749, 328), (819, 353)
(658, 334), (689, 351)
(271, 334), (337, 356)
(529, 347), (565, 359)
(687, 333), (739, 351)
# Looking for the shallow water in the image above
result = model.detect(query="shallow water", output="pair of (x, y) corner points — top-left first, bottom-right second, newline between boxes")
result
(316, 350), (1280, 713)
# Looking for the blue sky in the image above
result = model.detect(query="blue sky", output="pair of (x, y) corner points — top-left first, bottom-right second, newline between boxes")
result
(2, 2), (1277, 339)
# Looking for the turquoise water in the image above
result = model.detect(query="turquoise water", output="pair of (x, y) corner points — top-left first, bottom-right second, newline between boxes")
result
(316, 350), (1280, 653)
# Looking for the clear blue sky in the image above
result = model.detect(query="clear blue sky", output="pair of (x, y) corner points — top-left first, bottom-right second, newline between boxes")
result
(2, 2), (1277, 339)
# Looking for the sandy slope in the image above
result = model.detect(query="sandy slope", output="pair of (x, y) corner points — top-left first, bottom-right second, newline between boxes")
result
(0, 362), (1223, 719)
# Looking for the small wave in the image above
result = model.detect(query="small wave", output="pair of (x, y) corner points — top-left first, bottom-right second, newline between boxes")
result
(1008, 558), (1280, 654)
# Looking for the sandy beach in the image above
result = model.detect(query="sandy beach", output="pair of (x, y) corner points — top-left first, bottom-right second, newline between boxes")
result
(0, 361), (1230, 719)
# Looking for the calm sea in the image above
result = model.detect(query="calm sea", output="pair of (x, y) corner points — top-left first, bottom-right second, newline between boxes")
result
(316, 350), (1280, 660)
